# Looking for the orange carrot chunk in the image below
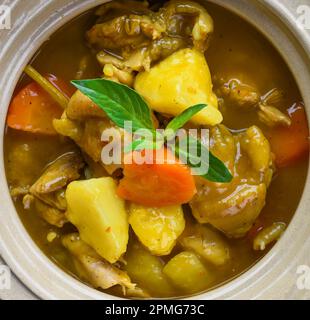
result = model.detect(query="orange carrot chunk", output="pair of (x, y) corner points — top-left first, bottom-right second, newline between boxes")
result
(269, 103), (309, 168)
(117, 148), (197, 207)
(7, 74), (73, 135)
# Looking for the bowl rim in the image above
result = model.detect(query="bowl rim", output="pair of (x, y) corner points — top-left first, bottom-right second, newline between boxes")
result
(0, 0), (309, 300)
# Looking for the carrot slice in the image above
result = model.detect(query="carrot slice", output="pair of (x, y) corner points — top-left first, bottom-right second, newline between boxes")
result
(7, 74), (73, 135)
(268, 103), (309, 168)
(117, 148), (197, 207)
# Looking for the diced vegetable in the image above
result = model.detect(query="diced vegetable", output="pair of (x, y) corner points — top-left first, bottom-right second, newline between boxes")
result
(268, 103), (309, 167)
(179, 224), (230, 266)
(134, 48), (222, 126)
(163, 251), (213, 294)
(125, 241), (175, 297)
(7, 74), (73, 135)
(253, 222), (286, 251)
(117, 148), (197, 207)
(65, 177), (129, 263)
(129, 204), (185, 256)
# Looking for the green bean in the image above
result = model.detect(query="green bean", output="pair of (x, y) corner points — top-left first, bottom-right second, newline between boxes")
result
(253, 222), (286, 251)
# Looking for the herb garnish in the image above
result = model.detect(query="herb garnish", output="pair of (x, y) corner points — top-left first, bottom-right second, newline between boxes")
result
(72, 78), (232, 183)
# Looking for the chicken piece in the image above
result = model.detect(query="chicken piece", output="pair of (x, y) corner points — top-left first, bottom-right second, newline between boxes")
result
(258, 104), (291, 128)
(55, 117), (109, 162)
(29, 151), (84, 210)
(88, 0), (214, 82)
(257, 88), (291, 127)
(66, 90), (105, 121)
(10, 186), (29, 198)
(214, 77), (260, 110)
(103, 63), (135, 86)
(87, 13), (165, 51)
(161, 0), (214, 51)
(103, 37), (186, 71)
(54, 114), (123, 175)
(62, 233), (135, 291)
(191, 184), (267, 238)
(261, 88), (285, 107)
(23, 194), (67, 228)
(190, 125), (273, 238)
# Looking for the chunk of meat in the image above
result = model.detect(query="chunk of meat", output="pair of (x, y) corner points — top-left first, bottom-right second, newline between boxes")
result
(87, 12), (165, 51)
(191, 184), (267, 238)
(258, 104), (291, 128)
(98, 36), (187, 84)
(23, 194), (67, 228)
(214, 77), (260, 110)
(53, 115), (123, 175)
(190, 125), (273, 238)
(87, 0), (214, 84)
(30, 152), (84, 194)
(62, 233), (135, 291)
(66, 90), (105, 120)
(29, 151), (85, 210)
(161, 0), (214, 51)
(258, 88), (291, 127)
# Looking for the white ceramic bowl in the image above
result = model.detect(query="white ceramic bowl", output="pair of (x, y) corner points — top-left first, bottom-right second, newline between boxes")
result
(0, 0), (309, 299)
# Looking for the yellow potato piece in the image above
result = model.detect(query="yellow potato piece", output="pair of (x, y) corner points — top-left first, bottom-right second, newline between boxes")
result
(163, 251), (213, 294)
(134, 48), (222, 126)
(129, 204), (185, 256)
(65, 177), (129, 263)
(180, 224), (230, 266)
(125, 241), (175, 297)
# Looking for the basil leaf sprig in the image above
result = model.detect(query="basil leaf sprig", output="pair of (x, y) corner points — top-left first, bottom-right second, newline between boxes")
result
(71, 78), (233, 183)
(172, 135), (232, 183)
(72, 79), (154, 132)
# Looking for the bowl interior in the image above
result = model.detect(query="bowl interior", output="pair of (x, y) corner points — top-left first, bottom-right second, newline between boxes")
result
(0, 0), (309, 300)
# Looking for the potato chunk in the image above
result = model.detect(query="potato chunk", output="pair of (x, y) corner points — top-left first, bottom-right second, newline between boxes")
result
(180, 224), (230, 266)
(125, 241), (175, 297)
(129, 204), (185, 256)
(163, 251), (213, 294)
(65, 177), (129, 263)
(134, 48), (222, 126)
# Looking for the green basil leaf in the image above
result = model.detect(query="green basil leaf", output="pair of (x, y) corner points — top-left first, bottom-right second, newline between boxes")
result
(171, 135), (233, 183)
(125, 138), (164, 153)
(71, 79), (154, 132)
(165, 104), (207, 139)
